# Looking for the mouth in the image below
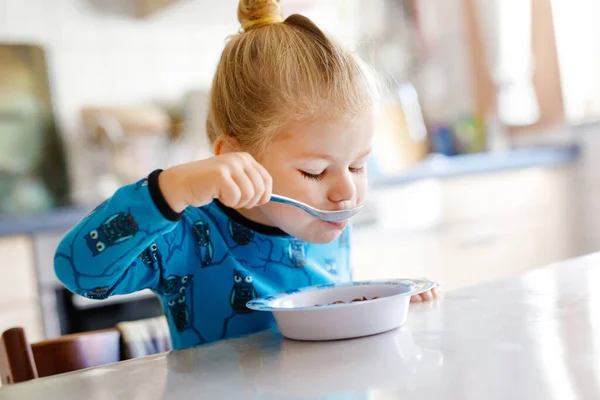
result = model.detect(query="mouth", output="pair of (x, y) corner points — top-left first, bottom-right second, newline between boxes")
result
(325, 219), (349, 229)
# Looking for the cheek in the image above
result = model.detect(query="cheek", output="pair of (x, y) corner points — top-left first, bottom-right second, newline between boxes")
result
(355, 175), (368, 202)
(260, 201), (313, 230)
(264, 163), (292, 192)
(269, 169), (325, 203)
(260, 202), (311, 236)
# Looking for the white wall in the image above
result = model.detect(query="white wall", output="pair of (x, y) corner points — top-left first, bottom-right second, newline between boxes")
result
(0, 0), (359, 136)
(551, 0), (600, 123)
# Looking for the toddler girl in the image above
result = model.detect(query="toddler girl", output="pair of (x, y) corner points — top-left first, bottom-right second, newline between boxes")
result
(55, 0), (438, 350)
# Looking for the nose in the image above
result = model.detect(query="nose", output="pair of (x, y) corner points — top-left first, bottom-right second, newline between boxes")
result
(327, 171), (356, 206)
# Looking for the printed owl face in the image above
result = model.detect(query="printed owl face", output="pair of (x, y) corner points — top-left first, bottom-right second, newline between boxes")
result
(234, 275), (253, 284)
(85, 229), (106, 256)
(233, 269), (253, 284)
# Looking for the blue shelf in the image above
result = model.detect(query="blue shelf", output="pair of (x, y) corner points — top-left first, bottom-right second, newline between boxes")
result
(0, 205), (91, 237)
(370, 145), (580, 187)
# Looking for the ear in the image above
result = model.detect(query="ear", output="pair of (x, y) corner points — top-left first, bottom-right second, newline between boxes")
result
(214, 136), (240, 155)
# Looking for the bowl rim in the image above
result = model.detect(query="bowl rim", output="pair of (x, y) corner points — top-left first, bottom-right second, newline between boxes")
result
(246, 279), (436, 312)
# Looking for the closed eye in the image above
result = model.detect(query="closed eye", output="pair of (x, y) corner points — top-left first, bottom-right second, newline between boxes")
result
(299, 170), (326, 181)
(349, 166), (365, 174)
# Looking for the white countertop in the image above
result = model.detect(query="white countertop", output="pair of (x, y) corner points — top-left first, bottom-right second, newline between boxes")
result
(2, 252), (599, 399)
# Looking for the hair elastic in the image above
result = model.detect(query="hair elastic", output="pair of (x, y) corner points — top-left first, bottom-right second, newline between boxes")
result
(243, 15), (284, 30)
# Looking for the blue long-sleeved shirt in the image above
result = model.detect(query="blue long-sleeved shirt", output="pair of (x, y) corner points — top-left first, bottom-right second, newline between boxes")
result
(54, 170), (352, 350)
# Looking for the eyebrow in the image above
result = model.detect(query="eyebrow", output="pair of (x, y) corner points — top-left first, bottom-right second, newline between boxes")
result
(297, 148), (373, 161)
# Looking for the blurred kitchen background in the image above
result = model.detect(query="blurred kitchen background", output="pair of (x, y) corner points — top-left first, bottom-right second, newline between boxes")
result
(0, 0), (599, 342)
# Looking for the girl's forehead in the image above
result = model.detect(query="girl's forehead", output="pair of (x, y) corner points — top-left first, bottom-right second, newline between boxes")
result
(268, 115), (374, 159)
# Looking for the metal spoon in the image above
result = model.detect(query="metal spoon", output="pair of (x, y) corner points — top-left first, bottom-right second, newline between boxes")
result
(270, 194), (363, 223)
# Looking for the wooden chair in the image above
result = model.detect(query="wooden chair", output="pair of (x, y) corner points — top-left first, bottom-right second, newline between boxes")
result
(0, 327), (122, 385)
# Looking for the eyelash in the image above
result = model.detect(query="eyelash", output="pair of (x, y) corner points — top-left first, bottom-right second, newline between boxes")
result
(300, 170), (326, 181)
(300, 166), (365, 181)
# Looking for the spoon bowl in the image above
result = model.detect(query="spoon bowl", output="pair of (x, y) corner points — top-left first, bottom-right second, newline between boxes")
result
(270, 194), (363, 223)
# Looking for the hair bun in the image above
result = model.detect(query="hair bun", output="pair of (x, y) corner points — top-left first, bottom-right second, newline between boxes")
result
(238, 0), (283, 29)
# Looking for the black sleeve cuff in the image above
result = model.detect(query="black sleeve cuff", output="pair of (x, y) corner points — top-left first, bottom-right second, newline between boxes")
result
(147, 169), (184, 222)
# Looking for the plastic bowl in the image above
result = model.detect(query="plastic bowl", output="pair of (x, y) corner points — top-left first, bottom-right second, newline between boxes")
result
(246, 279), (435, 341)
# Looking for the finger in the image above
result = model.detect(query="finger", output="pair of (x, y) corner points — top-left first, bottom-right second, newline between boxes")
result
(420, 290), (433, 302)
(238, 154), (272, 206)
(253, 161), (273, 206)
(230, 168), (255, 208)
(218, 173), (242, 208)
(242, 162), (266, 209)
(410, 294), (423, 303)
(230, 153), (261, 208)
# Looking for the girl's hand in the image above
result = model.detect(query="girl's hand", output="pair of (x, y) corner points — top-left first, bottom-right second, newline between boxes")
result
(159, 152), (273, 213)
(411, 283), (442, 303)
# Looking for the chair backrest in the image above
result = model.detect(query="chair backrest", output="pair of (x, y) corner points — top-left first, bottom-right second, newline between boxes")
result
(0, 327), (122, 385)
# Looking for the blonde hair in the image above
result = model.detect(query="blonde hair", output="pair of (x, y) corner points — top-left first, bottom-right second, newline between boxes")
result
(207, 0), (379, 154)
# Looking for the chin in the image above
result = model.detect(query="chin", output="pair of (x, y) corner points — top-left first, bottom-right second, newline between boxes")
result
(281, 219), (345, 244)
(294, 229), (342, 244)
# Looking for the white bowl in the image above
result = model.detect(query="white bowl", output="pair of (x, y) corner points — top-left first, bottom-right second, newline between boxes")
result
(246, 279), (435, 341)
